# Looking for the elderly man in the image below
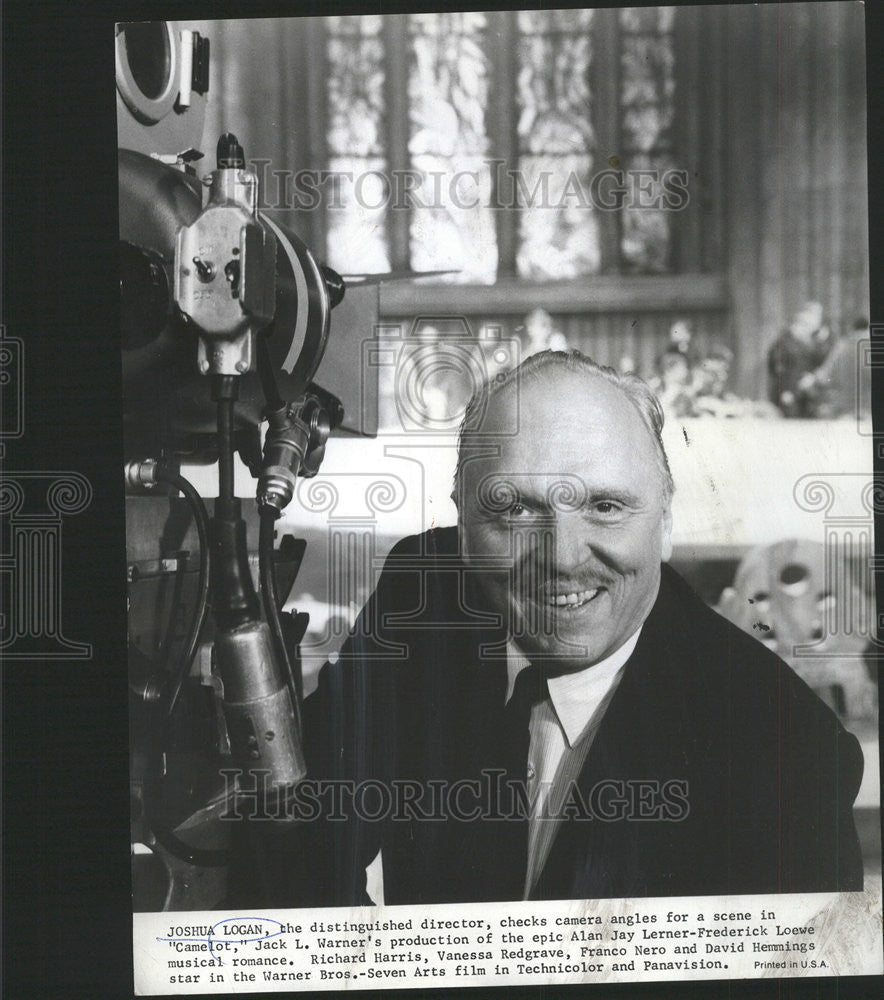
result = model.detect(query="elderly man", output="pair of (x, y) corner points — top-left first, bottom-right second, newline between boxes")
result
(233, 350), (863, 907)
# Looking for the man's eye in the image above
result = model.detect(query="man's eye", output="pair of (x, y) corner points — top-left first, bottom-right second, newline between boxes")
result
(507, 502), (527, 517)
(593, 501), (622, 515)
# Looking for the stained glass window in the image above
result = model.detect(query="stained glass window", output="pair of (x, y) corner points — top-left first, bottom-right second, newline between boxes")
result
(322, 9), (680, 280)
(326, 15), (390, 274)
(516, 12), (598, 279)
(517, 9), (596, 33)
(619, 6), (677, 273)
(407, 12), (497, 283)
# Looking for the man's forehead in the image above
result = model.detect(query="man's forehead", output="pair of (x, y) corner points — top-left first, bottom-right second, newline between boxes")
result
(459, 369), (657, 487)
(482, 368), (643, 436)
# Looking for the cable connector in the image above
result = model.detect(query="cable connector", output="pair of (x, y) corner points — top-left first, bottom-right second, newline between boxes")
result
(124, 458), (160, 492)
(257, 406), (311, 512)
(257, 389), (340, 512)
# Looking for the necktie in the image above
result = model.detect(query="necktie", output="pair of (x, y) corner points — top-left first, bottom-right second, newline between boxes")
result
(502, 663), (548, 785)
(460, 663), (548, 900)
(495, 662), (549, 896)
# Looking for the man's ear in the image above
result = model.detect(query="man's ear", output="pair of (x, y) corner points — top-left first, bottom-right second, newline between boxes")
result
(661, 507), (673, 562)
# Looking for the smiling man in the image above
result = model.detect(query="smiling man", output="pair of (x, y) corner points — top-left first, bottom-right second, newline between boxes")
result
(457, 353), (674, 673)
(451, 354), (681, 898)
(234, 350), (863, 908)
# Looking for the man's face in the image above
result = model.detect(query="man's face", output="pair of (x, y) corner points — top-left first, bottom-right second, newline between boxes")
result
(792, 302), (823, 342)
(458, 371), (673, 673)
(669, 321), (692, 350)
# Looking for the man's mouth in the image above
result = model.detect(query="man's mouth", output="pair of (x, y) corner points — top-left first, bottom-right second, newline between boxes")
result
(544, 587), (602, 609)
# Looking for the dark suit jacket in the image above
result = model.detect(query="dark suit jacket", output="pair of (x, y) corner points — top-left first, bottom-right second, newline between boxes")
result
(229, 526), (864, 906)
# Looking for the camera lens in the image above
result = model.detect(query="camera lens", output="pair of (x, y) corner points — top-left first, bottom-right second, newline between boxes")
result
(121, 22), (171, 100)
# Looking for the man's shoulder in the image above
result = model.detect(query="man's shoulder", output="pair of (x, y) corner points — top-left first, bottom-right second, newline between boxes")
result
(385, 525), (459, 561)
(370, 526), (463, 621)
(658, 564), (847, 727)
(659, 563), (767, 651)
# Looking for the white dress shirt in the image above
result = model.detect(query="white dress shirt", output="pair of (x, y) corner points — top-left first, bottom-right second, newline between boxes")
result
(505, 628), (642, 897)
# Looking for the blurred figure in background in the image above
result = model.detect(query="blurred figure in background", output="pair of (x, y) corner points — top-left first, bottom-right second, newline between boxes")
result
(522, 307), (569, 357)
(692, 343), (736, 417)
(667, 317), (695, 361)
(810, 317), (872, 421)
(693, 343), (780, 419)
(653, 345), (696, 419)
(768, 300), (834, 417)
(649, 318), (703, 419)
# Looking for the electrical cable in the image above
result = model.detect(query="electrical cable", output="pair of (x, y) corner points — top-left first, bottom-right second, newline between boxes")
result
(215, 375), (236, 501)
(258, 504), (302, 724)
(153, 465), (212, 719)
(156, 552), (187, 672)
(257, 330), (302, 709)
(141, 463), (229, 867)
(257, 330), (285, 414)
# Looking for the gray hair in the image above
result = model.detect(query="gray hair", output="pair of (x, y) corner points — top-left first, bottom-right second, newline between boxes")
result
(454, 348), (675, 503)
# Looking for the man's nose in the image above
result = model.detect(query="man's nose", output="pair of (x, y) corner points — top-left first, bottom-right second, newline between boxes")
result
(545, 511), (589, 575)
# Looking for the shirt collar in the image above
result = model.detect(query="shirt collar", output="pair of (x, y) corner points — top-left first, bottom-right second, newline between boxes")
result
(506, 628), (642, 747)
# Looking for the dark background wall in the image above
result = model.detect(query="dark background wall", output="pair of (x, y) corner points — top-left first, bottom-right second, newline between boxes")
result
(723, 1), (869, 393)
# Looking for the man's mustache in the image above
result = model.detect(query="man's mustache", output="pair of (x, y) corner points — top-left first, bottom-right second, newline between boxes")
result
(505, 531), (616, 596)
(512, 560), (617, 599)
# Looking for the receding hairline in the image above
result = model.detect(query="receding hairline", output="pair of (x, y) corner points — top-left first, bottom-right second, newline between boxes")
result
(454, 349), (675, 502)
(467, 368), (661, 477)
(483, 363), (642, 419)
